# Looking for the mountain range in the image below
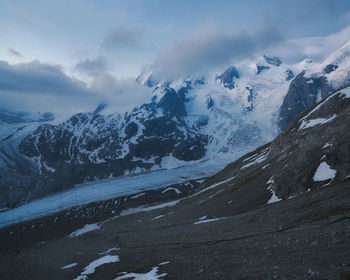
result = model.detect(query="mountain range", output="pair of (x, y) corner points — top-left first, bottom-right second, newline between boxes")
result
(1, 74), (350, 280)
(1, 40), (350, 208)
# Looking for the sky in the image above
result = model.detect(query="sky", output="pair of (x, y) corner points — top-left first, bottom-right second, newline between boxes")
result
(1, 0), (350, 114)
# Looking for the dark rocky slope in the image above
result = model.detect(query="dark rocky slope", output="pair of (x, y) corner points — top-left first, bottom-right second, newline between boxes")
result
(216, 66), (239, 89)
(1, 87), (350, 279)
(279, 71), (332, 128)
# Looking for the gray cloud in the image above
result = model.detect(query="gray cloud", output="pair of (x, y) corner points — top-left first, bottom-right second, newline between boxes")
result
(0, 60), (92, 96)
(292, 0), (342, 22)
(0, 60), (152, 114)
(265, 0), (350, 37)
(150, 26), (283, 81)
(266, 25), (350, 63)
(0, 60), (99, 113)
(90, 73), (151, 114)
(103, 25), (144, 50)
(75, 56), (108, 76)
(7, 48), (23, 58)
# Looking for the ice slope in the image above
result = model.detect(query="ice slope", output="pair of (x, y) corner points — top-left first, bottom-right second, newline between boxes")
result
(180, 41), (350, 157)
(0, 156), (233, 228)
(178, 55), (295, 155)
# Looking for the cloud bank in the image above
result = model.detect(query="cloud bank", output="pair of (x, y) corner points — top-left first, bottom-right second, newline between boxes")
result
(267, 25), (350, 63)
(150, 26), (283, 81)
(1, 24), (350, 116)
(0, 60), (151, 114)
(74, 56), (108, 76)
(0, 60), (91, 96)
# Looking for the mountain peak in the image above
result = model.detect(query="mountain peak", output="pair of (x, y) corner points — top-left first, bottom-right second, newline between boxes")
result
(263, 54), (282, 66)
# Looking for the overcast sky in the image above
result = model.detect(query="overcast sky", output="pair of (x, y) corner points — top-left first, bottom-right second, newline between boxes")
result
(1, 0), (350, 114)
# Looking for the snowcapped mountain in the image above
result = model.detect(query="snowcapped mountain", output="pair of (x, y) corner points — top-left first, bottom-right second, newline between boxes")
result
(2, 84), (350, 280)
(2, 41), (350, 208)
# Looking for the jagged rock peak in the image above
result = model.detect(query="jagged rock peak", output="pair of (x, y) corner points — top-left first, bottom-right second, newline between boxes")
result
(263, 54), (282, 66)
(216, 66), (239, 89)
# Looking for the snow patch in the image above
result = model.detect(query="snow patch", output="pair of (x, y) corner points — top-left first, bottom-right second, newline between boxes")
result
(119, 200), (180, 217)
(322, 142), (332, 149)
(130, 193), (146, 199)
(61, 263), (78, 270)
(73, 255), (119, 280)
(191, 177), (234, 197)
(341, 86), (350, 98)
(151, 215), (164, 221)
(266, 176), (282, 204)
(298, 93), (337, 124)
(114, 266), (167, 280)
(262, 163), (270, 169)
(42, 161), (56, 173)
(241, 149), (269, 170)
(313, 161), (337, 182)
(194, 217), (226, 225)
(299, 114), (337, 130)
(69, 223), (100, 238)
(161, 187), (181, 194)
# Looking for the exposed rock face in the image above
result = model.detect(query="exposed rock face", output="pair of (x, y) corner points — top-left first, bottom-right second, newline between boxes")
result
(323, 63), (339, 74)
(216, 66), (239, 89)
(93, 103), (107, 114)
(285, 69), (294, 81)
(279, 71), (332, 128)
(157, 87), (187, 117)
(263, 54), (282, 66)
(256, 65), (270, 74)
(0, 150), (37, 209)
(271, 88), (350, 198)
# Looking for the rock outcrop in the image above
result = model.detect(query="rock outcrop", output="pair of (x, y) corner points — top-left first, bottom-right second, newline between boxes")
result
(279, 71), (332, 128)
